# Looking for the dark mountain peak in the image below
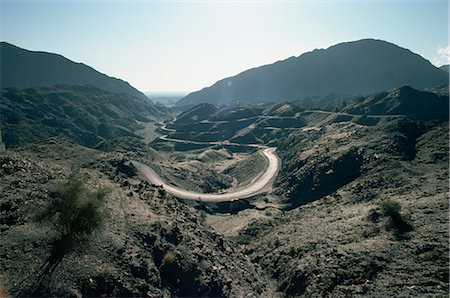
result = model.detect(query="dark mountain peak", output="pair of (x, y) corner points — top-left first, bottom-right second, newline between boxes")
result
(344, 85), (449, 116)
(439, 64), (449, 72)
(386, 85), (446, 102)
(0, 42), (149, 101)
(326, 38), (387, 49)
(333, 38), (398, 47)
(177, 39), (448, 107)
(390, 85), (418, 96)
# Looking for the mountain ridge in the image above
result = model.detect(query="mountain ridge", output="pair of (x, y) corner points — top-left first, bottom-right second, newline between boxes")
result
(177, 39), (448, 106)
(0, 42), (149, 101)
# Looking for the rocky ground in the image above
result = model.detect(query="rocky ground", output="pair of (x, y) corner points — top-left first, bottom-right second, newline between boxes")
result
(234, 119), (449, 296)
(0, 138), (279, 297)
(0, 117), (448, 297)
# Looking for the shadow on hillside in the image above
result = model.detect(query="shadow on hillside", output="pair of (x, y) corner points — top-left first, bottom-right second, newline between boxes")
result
(15, 236), (73, 297)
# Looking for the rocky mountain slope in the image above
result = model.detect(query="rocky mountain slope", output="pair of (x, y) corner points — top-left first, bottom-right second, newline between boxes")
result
(0, 85), (168, 147)
(0, 137), (278, 297)
(154, 88), (449, 296)
(238, 119), (448, 296)
(1, 105), (447, 297)
(343, 86), (449, 116)
(162, 86), (448, 147)
(0, 42), (148, 101)
(177, 39), (448, 106)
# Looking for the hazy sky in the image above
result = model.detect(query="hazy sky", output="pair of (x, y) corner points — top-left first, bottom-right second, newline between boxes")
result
(1, 0), (448, 92)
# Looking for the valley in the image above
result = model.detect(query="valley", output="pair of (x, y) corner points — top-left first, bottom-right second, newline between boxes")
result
(132, 147), (279, 202)
(0, 38), (448, 297)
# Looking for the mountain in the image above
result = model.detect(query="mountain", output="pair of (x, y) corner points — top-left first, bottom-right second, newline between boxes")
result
(343, 86), (449, 116)
(173, 103), (218, 125)
(0, 85), (167, 147)
(177, 39), (448, 106)
(439, 64), (449, 72)
(0, 42), (148, 101)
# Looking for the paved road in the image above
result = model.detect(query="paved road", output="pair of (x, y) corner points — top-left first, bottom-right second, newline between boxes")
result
(145, 108), (446, 202)
(132, 147), (280, 202)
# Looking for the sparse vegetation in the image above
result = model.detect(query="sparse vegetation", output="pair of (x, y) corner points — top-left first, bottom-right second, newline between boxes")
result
(379, 199), (413, 235)
(367, 199), (413, 238)
(199, 210), (207, 222)
(32, 170), (108, 242)
(0, 77), (447, 297)
(367, 207), (381, 223)
(380, 199), (400, 217)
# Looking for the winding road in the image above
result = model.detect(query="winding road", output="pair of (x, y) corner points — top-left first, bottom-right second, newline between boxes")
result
(132, 147), (280, 202)
(133, 110), (359, 202)
(133, 108), (446, 203)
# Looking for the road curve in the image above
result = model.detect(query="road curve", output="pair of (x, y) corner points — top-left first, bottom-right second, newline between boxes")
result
(132, 147), (280, 203)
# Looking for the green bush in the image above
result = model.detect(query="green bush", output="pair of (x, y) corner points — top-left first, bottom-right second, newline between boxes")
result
(199, 210), (207, 222)
(33, 170), (108, 240)
(380, 199), (401, 217)
(379, 199), (413, 235)
(367, 208), (380, 223)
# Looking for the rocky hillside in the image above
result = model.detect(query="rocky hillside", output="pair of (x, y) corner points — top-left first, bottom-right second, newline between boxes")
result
(1, 39), (447, 295)
(0, 42), (148, 101)
(1, 112), (447, 297)
(173, 103), (218, 125)
(343, 86), (449, 117)
(160, 87), (448, 148)
(0, 85), (169, 147)
(0, 137), (278, 297)
(237, 119), (449, 296)
(177, 39), (448, 106)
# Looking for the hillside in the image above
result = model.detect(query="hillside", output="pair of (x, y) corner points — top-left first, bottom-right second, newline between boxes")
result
(343, 86), (449, 116)
(1, 92), (448, 297)
(439, 65), (449, 72)
(0, 85), (168, 147)
(177, 39), (448, 106)
(242, 120), (448, 296)
(0, 137), (276, 297)
(0, 42), (148, 101)
(160, 87), (448, 147)
(263, 102), (304, 117)
(174, 103), (218, 125)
